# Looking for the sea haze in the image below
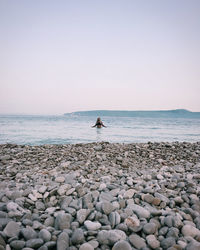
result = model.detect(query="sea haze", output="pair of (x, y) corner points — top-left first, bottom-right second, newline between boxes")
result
(0, 110), (200, 145)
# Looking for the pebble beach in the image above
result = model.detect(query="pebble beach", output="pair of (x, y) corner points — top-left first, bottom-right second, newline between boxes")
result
(0, 141), (200, 250)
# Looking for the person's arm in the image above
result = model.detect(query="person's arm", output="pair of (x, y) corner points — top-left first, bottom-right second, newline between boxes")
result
(102, 123), (106, 127)
(92, 124), (97, 127)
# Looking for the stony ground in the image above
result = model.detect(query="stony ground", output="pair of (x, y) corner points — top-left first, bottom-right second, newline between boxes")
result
(0, 141), (200, 250)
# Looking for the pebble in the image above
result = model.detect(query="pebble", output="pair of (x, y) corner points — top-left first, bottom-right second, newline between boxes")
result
(3, 221), (20, 238)
(84, 220), (101, 231)
(0, 142), (199, 249)
(79, 242), (94, 250)
(146, 234), (160, 249)
(129, 234), (147, 249)
(112, 240), (132, 250)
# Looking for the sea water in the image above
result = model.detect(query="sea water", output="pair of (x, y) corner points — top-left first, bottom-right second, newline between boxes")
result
(0, 112), (200, 145)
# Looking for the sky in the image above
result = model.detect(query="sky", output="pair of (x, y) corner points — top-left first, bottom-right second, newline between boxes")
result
(0, 0), (200, 114)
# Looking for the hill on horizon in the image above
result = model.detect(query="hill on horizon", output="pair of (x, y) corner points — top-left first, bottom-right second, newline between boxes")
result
(64, 109), (200, 118)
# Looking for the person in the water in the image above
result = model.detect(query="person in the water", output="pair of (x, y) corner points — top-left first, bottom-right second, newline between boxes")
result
(92, 117), (106, 128)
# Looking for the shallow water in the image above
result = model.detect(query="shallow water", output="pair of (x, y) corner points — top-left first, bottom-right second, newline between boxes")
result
(0, 114), (200, 145)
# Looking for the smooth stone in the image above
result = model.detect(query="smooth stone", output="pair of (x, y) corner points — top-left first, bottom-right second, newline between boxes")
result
(167, 227), (179, 238)
(101, 201), (114, 215)
(77, 209), (89, 224)
(143, 223), (157, 234)
(112, 240), (132, 250)
(146, 235), (160, 249)
(84, 220), (101, 231)
(123, 189), (135, 199)
(55, 176), (65, 183)
(71, 228), (85, 245)
(28, 194), (37, 202)
(97, 229), (126, 245)
(65, 173), (76, 184)
(99, 192), (114, 202)
(125, 216), (140, 231)
(164, 215), (174, 227)
(160, 237), (176, 249)
(143, 194), (154, 204)
(87, 240), (99, 249)
(38, 186), (47, 194)
(21, 227), (38, 240)
(3, 221), (20, 238)
(79, 243), (94, 250)
(26, 239), (44, 248)
(57, 232), (69, 250)
(44, 216), (54, 227)
(182, 224), (200, 238)
(57, 185), (70, 196)
(128, 204), (150, 219)
(0, 235), (6, 247)
(129, 234), (147, 249)
(186, 240), (200, 250)
(154, 192), (170, 204)
(10, 240), (25, 249)
(109, 211), (121, 228)
(55, 212), (72, 230)
(35, 201), (45, 211)
(38, 229), (51, 242)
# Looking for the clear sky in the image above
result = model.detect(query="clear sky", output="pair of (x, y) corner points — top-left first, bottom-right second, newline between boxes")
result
(0, 0), (200, 114)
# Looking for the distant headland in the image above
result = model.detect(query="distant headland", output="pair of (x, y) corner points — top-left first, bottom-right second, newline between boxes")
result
(64, 109), (200, 118)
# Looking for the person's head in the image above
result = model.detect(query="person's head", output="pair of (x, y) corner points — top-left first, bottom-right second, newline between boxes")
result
(97, 117), (101, 122)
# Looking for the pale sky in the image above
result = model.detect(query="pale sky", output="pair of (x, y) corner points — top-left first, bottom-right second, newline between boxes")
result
(0, 0), (200, 114)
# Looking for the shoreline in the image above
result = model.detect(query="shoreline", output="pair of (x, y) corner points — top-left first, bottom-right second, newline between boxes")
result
(0, 141), (200, 249)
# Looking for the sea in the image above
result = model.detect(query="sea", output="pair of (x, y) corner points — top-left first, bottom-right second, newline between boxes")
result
(0, 110), (200, 145)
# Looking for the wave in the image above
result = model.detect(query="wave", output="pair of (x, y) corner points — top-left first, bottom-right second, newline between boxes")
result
(64, 109), (200, 118)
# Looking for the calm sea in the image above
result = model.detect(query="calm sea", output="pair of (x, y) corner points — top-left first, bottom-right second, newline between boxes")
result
(0, 112), (200, 145)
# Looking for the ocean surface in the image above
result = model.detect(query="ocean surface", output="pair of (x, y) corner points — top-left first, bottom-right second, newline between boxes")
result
(0, 110), (200, 145)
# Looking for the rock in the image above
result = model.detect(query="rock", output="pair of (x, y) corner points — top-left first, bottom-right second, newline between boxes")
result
(109, 211), (121, 228)
(77, 209), (89, 224)
(160, 237), (176, 249)
(123, 189), (135, 199)
(97, 230), (126, 246)
(0, 235), (6, 247)
(129, 234), (147, 249)
(35, 201), (45, 211)
(186, 240), (200, 250)
(125, 216), (140, 231)
(26, 239), (44, 248)
(146, 235), (160, 249)
(99, 192), (114, 202)
(57, 232), (69, 250)
(55, 176), (65, 183)
(71, 228), (85, 245)
(164, 215), (174, 227)
(84, 220), (101, 231)
(112, 240), (132, 250)
(143, 222), (157, 234)
(38, 229), (51, 242)
(79, 243), (94, 250)
(101, 201), (114, 214)
(21, 227), (38, 240)
(128, 204), (150, 219)
(55, 212), (72, 230)
(154, 192), (170, 204)
(10, 240), (25, 249)
(38, 186), (47, 194)
(182, 224), (200, 238)
(143, 194), (154, 204)
(3, 221), (20, 238)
